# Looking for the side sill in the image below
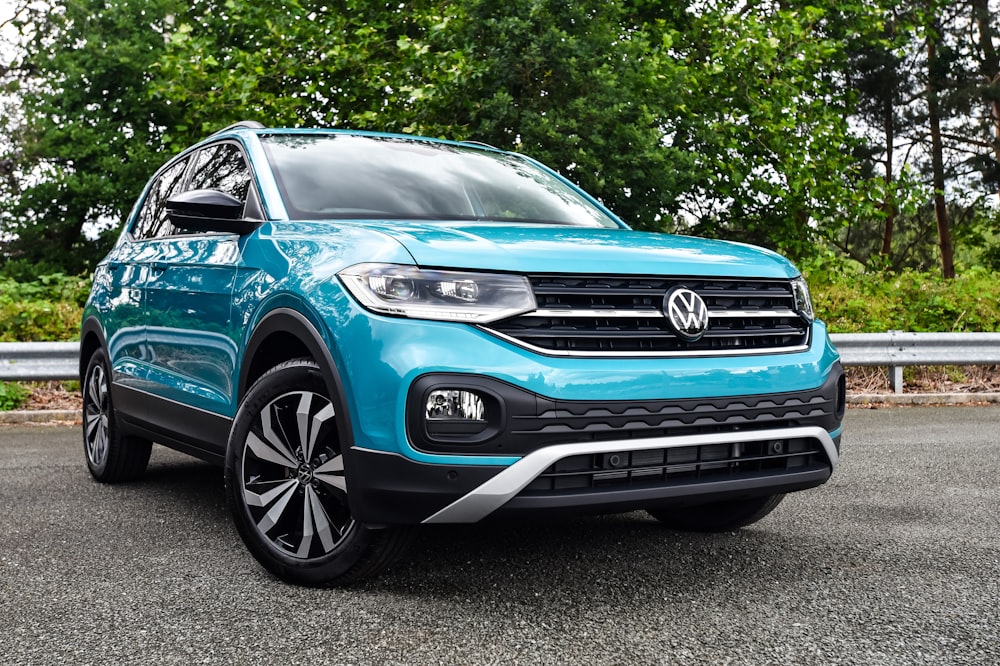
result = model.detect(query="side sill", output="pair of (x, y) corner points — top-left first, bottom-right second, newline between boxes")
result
(112, 383), (232, 464)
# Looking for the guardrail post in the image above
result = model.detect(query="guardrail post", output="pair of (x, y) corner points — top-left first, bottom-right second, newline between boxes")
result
(890, 365), (904, 394)
(888, 330), (903, 394)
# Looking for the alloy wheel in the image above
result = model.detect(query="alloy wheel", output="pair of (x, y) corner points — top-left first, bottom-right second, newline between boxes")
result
(240, 390), (354, 559)
(84, 362), (110, 468)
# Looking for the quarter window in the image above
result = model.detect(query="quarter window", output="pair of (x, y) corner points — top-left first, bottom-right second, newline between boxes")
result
(131, 159), (188, 240)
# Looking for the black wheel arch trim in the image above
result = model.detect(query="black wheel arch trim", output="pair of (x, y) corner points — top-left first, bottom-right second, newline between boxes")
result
(239, 307), (347, 410)
(238, 307), (365, 516)
(80, 316), (109, 383)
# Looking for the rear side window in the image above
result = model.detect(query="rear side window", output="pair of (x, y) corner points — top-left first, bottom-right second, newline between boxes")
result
(131, 159), (188, 240)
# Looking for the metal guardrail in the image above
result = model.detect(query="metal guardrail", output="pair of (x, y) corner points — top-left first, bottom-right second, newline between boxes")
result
(0, 342), (80, 382)
(1, 333), (999, 393)
(829, 332), (1000, 393)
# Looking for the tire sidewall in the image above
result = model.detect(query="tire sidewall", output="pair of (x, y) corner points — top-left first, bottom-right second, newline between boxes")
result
(224, 360), (375, 585)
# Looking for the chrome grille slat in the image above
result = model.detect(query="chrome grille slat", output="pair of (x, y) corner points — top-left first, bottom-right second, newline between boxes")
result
(483, 274), (810, 357)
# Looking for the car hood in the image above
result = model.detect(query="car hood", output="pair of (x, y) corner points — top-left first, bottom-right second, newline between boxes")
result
(347, 221), (798, 278)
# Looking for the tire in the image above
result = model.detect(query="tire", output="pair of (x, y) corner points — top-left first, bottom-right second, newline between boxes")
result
(647, 494), (785, 532)
(81, 348), (152, 482)
(225, 359), (414, 587)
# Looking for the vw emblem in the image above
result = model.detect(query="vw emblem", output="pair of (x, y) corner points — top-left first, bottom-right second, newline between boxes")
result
(664, 287), (710, 342)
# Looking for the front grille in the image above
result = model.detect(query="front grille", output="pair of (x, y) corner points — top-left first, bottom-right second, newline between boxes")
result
(484, 275), (810, 356)
(521, 437), (826, 495)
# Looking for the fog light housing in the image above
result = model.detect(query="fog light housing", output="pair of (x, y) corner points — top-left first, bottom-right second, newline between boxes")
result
(407, 376), (515, 453)
(426, 390), (486, 422)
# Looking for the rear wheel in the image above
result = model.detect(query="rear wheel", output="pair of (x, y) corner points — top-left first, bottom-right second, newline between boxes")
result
(81, 348), (152, 482)
(647, 494), (785, 532)
(225, 359), (414, 586)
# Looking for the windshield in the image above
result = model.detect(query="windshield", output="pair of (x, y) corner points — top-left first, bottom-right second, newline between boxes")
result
(260, 133), (620, 228)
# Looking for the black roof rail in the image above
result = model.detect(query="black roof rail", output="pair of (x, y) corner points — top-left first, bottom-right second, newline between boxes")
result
(209, 120), (266, 137)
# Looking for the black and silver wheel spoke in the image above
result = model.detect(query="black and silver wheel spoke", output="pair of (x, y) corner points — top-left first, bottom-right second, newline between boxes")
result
(313, 454), (347, 493)
(241, 390), (354, 559)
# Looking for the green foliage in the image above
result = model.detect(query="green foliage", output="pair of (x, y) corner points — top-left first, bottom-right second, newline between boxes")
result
(150, 0), (472, 149)
(0, 381), (29, 411)
(3, 0), (1000, 277)
(2, 0), (187, 272)
(0, 273), (87, 341)
(666, 2), (889, 261)
(423, 0), (692, 232)
(809, 264), (1000, 333)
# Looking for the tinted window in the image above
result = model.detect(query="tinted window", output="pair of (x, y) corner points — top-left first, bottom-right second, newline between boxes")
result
(260, 134), (619, 227)
(188, 142), (252, 204)
(131, 159), (188, 240)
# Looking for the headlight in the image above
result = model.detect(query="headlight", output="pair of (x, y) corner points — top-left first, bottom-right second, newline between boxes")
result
(338, 263), (536, 323)
(791, 276), (815, 322)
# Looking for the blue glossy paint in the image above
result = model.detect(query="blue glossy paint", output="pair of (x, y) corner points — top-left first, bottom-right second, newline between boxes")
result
(342, 221), (797, 277)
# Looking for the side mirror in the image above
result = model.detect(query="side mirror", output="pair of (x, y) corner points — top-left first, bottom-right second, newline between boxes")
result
(165, 189), (262, 235)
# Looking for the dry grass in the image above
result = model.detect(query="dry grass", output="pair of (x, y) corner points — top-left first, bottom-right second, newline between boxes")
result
(22, 381), (82, 411)
(846, 365), (1000, 394)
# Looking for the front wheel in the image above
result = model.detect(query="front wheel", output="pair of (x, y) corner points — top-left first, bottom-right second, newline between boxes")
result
(225, 359), (413, 586)
(647, 494), (785, 532)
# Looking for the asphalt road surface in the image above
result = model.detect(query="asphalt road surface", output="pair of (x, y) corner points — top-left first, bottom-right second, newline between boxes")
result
(1, 406), (998, 665)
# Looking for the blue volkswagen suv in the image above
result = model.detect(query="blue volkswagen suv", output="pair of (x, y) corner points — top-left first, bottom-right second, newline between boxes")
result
(81, 122), (844, 585)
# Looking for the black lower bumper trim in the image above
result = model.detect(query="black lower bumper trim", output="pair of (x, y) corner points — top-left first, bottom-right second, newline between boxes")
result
(496, 468), (832, 518)
(347, 448), (503, 525)
(407, 363), (846, 456)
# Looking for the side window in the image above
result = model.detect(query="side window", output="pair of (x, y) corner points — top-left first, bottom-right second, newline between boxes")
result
(187, 142), (252, 206)
(131, 159), (188, 241)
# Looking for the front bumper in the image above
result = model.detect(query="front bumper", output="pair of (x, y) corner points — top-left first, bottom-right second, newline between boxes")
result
(425, 425), (838, 523)
(350, 425), (839, 525)
(330, 307), (844, 525)
(347, 364), (844, 525)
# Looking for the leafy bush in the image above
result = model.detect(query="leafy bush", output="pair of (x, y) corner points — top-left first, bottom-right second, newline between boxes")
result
(0, 273), (89, 342)
(0, 273), (90, 307)
(0, 381), (30, 411)
(0, 266), (999, 342)
(808, 265), (1000, 333)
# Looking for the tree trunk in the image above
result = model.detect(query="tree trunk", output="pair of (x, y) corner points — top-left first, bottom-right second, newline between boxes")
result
(880, 89), (896, 259)
(927, 20), (955, 279)
(880, 17), (898, 260)
(972, 0), (1000, 201)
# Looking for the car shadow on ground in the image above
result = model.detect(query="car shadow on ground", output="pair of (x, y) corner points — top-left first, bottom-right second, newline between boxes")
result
(126, 445), (830, 597)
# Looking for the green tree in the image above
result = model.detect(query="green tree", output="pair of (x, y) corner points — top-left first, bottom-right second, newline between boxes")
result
(150, 0), (471, 149)
(10, 0), (994, 277)
(667, 1), (892, 262)
(415, 0), (695, 232)
(2, 0), (185, 273)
